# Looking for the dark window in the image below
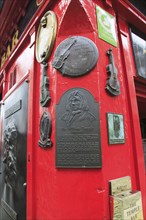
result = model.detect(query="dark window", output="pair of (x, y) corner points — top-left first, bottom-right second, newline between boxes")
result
(0, 92), (2, 101)
(129, 0), (146, 16)
(130, 27), (146, 79)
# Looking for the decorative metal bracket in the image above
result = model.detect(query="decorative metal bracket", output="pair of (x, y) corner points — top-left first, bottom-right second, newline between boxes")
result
(40, 62), (51, 107)
(106, 49), (120, 96)
(38, 111), (52, 148)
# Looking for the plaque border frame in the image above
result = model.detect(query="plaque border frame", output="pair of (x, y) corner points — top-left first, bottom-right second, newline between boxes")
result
(106, 112), (125, 145)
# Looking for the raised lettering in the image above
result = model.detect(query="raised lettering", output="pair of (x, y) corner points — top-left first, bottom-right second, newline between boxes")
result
(12, 30), (19, 51)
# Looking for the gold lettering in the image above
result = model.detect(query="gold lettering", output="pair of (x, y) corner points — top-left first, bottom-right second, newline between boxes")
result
(0, 30), (19, 69)
(0, 53), (6, 68)
(5, 44), (11, 59)
(36, 0), (44, 6)
(11, 30), (19, 51)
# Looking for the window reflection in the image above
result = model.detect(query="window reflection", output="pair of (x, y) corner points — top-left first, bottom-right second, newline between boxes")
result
(131, 30), (146, 79)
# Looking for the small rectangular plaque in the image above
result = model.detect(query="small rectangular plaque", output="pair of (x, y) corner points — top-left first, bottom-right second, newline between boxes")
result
(5, 100), (22, 118)
(56, 88), (102, 168)
(109, 176), (132, 196)
(107, 113), (125, 144)
(1, 199), (17, 220)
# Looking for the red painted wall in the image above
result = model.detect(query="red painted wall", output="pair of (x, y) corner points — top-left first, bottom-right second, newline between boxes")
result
(0, 0), (145, 219)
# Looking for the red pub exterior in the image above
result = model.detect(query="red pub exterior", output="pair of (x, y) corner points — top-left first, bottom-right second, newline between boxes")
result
(0, 0), (146, 219)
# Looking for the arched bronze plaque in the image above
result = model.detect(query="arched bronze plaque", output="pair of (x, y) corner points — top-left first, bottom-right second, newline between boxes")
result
(56, 88), (101, 168)
(52, 36), (99, 77)
(35, 11), (57, 63)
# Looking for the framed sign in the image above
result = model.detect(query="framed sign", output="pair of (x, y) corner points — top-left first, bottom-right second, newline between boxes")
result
(107, 113), (125, 144)
(96, 5), (117, 47)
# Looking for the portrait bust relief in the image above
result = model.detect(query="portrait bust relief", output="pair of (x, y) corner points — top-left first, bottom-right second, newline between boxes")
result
(56, 88), (101, 168)
(61, 90), (96, 130)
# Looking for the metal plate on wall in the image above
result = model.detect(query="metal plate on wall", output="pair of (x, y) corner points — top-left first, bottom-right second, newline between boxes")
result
(35, 11), (57, 63)
(52, 36), (99, 77)
(56, 88), (101, 168)
(0, 82), (28, 220)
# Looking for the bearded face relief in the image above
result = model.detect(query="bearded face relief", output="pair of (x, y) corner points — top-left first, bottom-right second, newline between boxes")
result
(56, 88), (101, 168)
(61, 90), (96, 130)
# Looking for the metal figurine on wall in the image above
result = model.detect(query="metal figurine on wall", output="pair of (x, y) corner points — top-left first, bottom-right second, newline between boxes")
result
(35, 11), (57, 106)
(52, 36), (99, 77)
(38, 111), (52, 148)
(40, 62), (51, 107)
(106, 49), (120, 96)
(35, 11), (57, 147)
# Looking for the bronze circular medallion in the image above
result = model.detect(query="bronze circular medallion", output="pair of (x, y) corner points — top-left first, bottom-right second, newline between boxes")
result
(35, 11), (57, 63)
(52, 36), (99, 77)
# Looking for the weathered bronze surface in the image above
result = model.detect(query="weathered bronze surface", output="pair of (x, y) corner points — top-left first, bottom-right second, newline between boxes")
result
(106, 49), (120, 96)
(1, 199), (17, 220)
(3, 121), (17, 188)
(107, 113), (125, 144)
(39, 111), (52, 148)
(0, 82), (28, 220)
(35, 11), (57, 63)
(52, 36), (99, 77)
(56, 88), (101, 168)
(5, 100), (21, 119)
(40, 63), (51, 107)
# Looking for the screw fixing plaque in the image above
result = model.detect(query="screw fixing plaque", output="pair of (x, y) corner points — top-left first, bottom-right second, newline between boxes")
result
(35, 11), (57, 63)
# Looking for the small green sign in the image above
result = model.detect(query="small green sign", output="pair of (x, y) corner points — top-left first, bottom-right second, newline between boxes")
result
(96, 5), (117, 47)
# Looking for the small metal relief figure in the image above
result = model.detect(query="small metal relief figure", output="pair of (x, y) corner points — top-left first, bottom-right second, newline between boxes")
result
(106, 49), (120, 96)
(52, 36), (99, 77)
(3, 121), (17, 188)
(40, 62), (51, 107)
(38, 111), (52, 148)
(35, 11), (57, 148)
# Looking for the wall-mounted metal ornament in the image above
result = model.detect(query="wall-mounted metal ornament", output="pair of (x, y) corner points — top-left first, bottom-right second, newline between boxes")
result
(39, 111), (52, 148)
(35, 11), (57, 63)
(52, 36), (99, 77)
(106, 49), (120, 96)
(56, 88), (101, 168)
(107, 113), (125, 144)
(3, 121), (17, 188)
(40, 62), (51, 107)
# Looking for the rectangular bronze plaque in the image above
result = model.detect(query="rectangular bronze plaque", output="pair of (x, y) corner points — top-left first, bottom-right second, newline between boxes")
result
(56, 88), (101, 168)
(5, 100), (22, 118)
(107, 113), (125, 144)
(1, 199), (17, 220)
